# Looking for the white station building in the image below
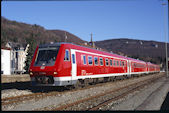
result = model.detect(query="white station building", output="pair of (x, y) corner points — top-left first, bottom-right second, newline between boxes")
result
(1, 42), (29, 75)
(1, 48), (11, 75)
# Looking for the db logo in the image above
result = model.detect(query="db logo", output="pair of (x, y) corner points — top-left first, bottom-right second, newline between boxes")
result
(40, 66), (45, 69)
(81, 70), (86, 75)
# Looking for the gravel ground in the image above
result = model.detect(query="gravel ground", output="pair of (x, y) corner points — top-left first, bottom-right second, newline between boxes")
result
(108, 76), (169, 110)
(1, 89), (33, 99)
(2, 73), (165, 111)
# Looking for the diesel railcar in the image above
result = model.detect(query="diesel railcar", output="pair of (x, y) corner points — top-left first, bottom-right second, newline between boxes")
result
(29, 43), (160, 86)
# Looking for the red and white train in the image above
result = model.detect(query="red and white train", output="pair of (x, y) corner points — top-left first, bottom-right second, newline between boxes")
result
(29, 43), (160, 86)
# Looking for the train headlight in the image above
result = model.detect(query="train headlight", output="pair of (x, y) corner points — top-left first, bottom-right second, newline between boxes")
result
(30, 72), (33, 75)
(54, 72), (58, 75)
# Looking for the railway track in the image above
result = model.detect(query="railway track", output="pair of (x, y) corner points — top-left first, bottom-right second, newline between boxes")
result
(1, 73), (164, 109)
(1, 79), (118, 106)
(43, 73), (165, 111)
(1, 74), (133, 106)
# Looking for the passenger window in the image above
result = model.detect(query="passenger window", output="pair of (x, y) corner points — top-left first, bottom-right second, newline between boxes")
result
(100, 58), (103, 66)
(113, 60), (116, 66)
(83, 55), (86, 65)
(88, 56), (93, 65)
(105, 58), (109, 66)
(110, 59), (113, 66)
(120, 61), (122, 66)
(94, 57), (98, 65)
(117, 60), (119, 66)
(64, 49), (70, 61)
(122, 61), (124, 67)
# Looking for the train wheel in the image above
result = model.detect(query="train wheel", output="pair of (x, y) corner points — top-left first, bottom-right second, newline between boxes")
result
(92, 78), (99, 85)
(74, 80), (82, 89)
(113, 76), (116, 81)
(82, 79), (89, 87)
(66, 85), (74, 90)
(103, 77), (109, 82)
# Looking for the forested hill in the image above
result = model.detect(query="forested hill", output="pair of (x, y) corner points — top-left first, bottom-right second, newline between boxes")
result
(1, 16), (87, 47)
(95, 38), (169, 65)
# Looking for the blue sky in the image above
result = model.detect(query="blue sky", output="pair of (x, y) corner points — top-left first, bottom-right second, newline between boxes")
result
(1, 0), (168, 43)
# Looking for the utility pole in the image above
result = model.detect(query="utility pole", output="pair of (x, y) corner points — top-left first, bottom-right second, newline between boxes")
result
(162, 1), (168, 77)
(91, 33), (93, 42)
(65, 31), (67, 42)
(90, 33), (95, 48)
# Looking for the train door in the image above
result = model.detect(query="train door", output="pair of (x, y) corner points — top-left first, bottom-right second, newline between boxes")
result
(127, 60), (131, 76)
(71, 49), (77, 82)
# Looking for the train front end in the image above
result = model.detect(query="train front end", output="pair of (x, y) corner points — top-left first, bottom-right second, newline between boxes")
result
(29, 43), (62, 86)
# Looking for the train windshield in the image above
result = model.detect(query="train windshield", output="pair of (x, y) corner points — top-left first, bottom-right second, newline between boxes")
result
(34, 47), (60, 66)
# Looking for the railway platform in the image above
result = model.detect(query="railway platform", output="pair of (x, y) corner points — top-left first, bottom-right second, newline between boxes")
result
(1, 74), (30, 83)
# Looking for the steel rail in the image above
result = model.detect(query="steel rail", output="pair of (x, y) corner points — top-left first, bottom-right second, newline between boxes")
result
(88, 77), (160, 110)
(49, 73), (164, 111)
(0, 73), (138, 105)
(1, 73), (162, 107)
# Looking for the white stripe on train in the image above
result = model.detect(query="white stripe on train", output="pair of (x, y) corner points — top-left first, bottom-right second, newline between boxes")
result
(53, 71), (157, 81)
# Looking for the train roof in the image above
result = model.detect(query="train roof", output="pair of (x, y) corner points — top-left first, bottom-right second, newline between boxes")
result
(147, 62), (159, 66)
(38, 42), (128, 60)
(63, 43), (129, 60)
(126, 57), (146, 64)
(38, 42), (72, 48)
(38, 42), (157, 65)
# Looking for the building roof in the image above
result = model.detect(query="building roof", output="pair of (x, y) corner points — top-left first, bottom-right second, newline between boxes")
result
(1, 47), (11, 50)
(6, 42), (27, 51)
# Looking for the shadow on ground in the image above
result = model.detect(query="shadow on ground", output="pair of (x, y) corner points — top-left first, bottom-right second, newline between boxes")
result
(1, 82), (68, 93)
(160, 92), (169, 110)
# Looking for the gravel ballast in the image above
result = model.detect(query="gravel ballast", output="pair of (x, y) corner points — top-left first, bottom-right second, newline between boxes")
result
(1, 89), (33, 99)
(2, 73), (167, 111)
(109, 76), (169, 110)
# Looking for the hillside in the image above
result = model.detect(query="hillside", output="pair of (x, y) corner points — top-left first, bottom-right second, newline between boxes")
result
(95, 38), (169, 65)
(1, 17), (86, 47)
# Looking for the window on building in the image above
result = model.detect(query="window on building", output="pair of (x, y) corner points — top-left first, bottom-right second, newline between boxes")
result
(110, 59), (113, 66)
(88, 56), (93, 65)
(100, 57), (103, 66)
(105, 58), (109, 66)
(16, 52), (18, 59)
(94, 57), (98, 65)
(64, 49), (70, 61)
(83, 55), (86, 65)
